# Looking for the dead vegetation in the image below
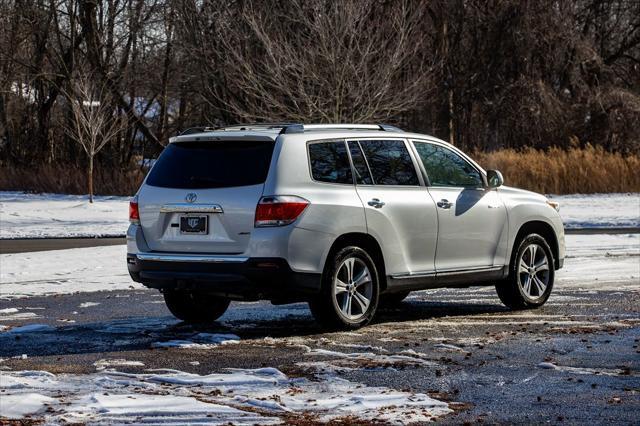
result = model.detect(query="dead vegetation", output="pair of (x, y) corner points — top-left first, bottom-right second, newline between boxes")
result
(474, 145), (640, 194)
(2, 146), (637, 196)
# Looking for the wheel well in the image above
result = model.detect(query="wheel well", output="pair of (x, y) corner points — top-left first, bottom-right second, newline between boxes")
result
(326, 233), (387, 290)
(514, 221), (560, 269)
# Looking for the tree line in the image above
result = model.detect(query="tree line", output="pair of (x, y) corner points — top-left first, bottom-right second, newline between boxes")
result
(1, 0), (638, 191)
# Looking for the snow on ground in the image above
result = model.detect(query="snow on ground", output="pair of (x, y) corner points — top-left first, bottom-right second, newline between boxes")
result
(0, 245), (141, 299)
(152, 333), (241, 349)
(559, 233), (640, 289)
(0, 191), (638, 239)
(0, 367), (451, 424)
(0, 191), (129, 238)
(547, 192), (639, 229)
(1, 233), (637, 300)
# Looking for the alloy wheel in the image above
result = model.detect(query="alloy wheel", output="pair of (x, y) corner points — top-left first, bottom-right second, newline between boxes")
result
(518, 243), (550, 300)
(333, 257), (373, 321)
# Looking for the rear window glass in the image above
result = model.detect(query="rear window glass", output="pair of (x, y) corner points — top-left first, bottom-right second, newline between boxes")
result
(308, 141), (353, 184)
(358, 140), (419, 185)
(146, 141), (274, 189)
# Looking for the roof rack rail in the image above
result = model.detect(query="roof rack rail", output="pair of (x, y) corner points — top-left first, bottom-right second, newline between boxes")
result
(179, 123), (300, 135)
(222, 122), (300, 131)
(179, 123), (404, 136)
(280, 123), (403, 134)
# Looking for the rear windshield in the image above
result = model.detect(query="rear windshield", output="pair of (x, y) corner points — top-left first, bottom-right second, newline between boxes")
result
(146, 140), (274, 189)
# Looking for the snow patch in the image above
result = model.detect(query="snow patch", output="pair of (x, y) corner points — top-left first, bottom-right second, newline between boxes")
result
(549, 193), (640, 229)
(152, 333), (240, 349)
(93, 359), (145, 371)
(0, 191), (129, 238)
(0, 308), (19, 314)
(0, 393), (55, 418)
(434, 343), (466, 352)
(0, 368), (451, 423)
(0, 245), (143, 299)
(78, 302), (100, 308)
(0, 312), (39, 321)
(304, 348), (436, 371)
(537, 362), (632, 376)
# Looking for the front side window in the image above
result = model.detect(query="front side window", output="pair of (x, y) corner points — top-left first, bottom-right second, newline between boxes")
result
(308, 141), (353, 184)
(356, 140), (419, 186)
(413, 142), (483, 187)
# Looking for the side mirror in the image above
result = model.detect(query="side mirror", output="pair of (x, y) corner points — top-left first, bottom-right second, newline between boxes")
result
(486, 169), (504, 188)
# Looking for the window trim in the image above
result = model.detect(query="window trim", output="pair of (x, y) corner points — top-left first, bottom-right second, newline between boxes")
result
(306, 139), (355, 186)
(345, 137), (425, 188)
(410, 139), (488, 189)
(346, 140), (375, 185)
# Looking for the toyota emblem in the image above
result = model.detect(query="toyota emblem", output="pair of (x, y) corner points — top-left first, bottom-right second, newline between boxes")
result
(185, 193), (197, 203)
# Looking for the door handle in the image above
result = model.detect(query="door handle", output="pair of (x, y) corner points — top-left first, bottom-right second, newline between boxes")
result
(367, 198), (385, 208)
(437, 199), (453, 209)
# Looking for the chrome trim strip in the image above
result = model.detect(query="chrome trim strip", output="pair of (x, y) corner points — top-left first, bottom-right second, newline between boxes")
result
(160, 203), (223, 213)
(391, 266), (503, 279)
(436, 266), (503, 277)
(135, 253), (248, 263)
(390, 271), (436, 280)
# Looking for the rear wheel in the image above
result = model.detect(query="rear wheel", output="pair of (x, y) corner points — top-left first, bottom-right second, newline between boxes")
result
(163, 290), (230, 323)
(496, 233), (554, 309)
(309, 246), (379, 330)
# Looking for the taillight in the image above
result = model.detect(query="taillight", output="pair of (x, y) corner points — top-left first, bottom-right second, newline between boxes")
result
(129, 195), (140, 224)
(255, 195), (309, 227)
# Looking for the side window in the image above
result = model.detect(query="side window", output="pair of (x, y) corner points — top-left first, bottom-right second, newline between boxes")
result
(357, 140), (419, 186)
(347, 141), (373, 184)
(413, 142), (483, 187)
(308, 141), (353, 184)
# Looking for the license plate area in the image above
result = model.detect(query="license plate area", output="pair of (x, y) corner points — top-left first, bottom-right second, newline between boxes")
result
(179, 215), (208, 235)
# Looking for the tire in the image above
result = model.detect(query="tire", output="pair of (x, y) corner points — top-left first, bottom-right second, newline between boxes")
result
(496, 233), (555, 309)
(309, 246), (380, 330)
(163, 290), (230, 323)
(380, 291), (410, 307)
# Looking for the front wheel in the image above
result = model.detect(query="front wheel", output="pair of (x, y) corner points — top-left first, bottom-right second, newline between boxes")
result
(163, 290), (230, 323)
(309, 246), (380, 330)
(496, 233), (554, 309)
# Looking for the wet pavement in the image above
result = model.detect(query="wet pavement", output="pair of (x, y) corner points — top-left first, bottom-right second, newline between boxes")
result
(1, 284), (638, 424)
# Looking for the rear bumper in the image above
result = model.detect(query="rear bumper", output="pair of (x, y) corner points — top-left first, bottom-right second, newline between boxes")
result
(127, 253), (321, 301)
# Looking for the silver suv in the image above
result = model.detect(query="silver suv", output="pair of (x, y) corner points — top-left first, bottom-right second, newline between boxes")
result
(127, 124), (565, 329)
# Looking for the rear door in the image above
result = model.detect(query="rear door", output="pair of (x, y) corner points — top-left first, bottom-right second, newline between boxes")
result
(137, 139), (275, 254)
(411, 141), (508, 271)
(347, 139), (438, 276)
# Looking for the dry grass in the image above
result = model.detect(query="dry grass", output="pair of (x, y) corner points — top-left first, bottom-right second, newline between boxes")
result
(474, 145), (640, 194)
(1, 146), (638, 195)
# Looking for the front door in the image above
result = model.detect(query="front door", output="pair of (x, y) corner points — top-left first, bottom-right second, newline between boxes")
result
(411, 141), (508, 272)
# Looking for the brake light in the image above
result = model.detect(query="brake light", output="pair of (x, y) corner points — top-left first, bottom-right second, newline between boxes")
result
(129, 196), (140, 224)
(255, 196), (309, 227)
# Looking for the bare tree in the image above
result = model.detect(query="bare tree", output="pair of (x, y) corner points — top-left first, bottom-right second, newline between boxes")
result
(62, 74), (124, 202)
(178, 0), (436, 124)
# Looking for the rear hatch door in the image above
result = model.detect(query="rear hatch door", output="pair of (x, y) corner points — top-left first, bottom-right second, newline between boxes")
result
(137, 138), (275, 254)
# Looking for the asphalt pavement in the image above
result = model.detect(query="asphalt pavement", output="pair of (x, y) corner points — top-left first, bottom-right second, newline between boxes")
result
(1, 235), (639, 424)
(1, 283), (638, 424)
